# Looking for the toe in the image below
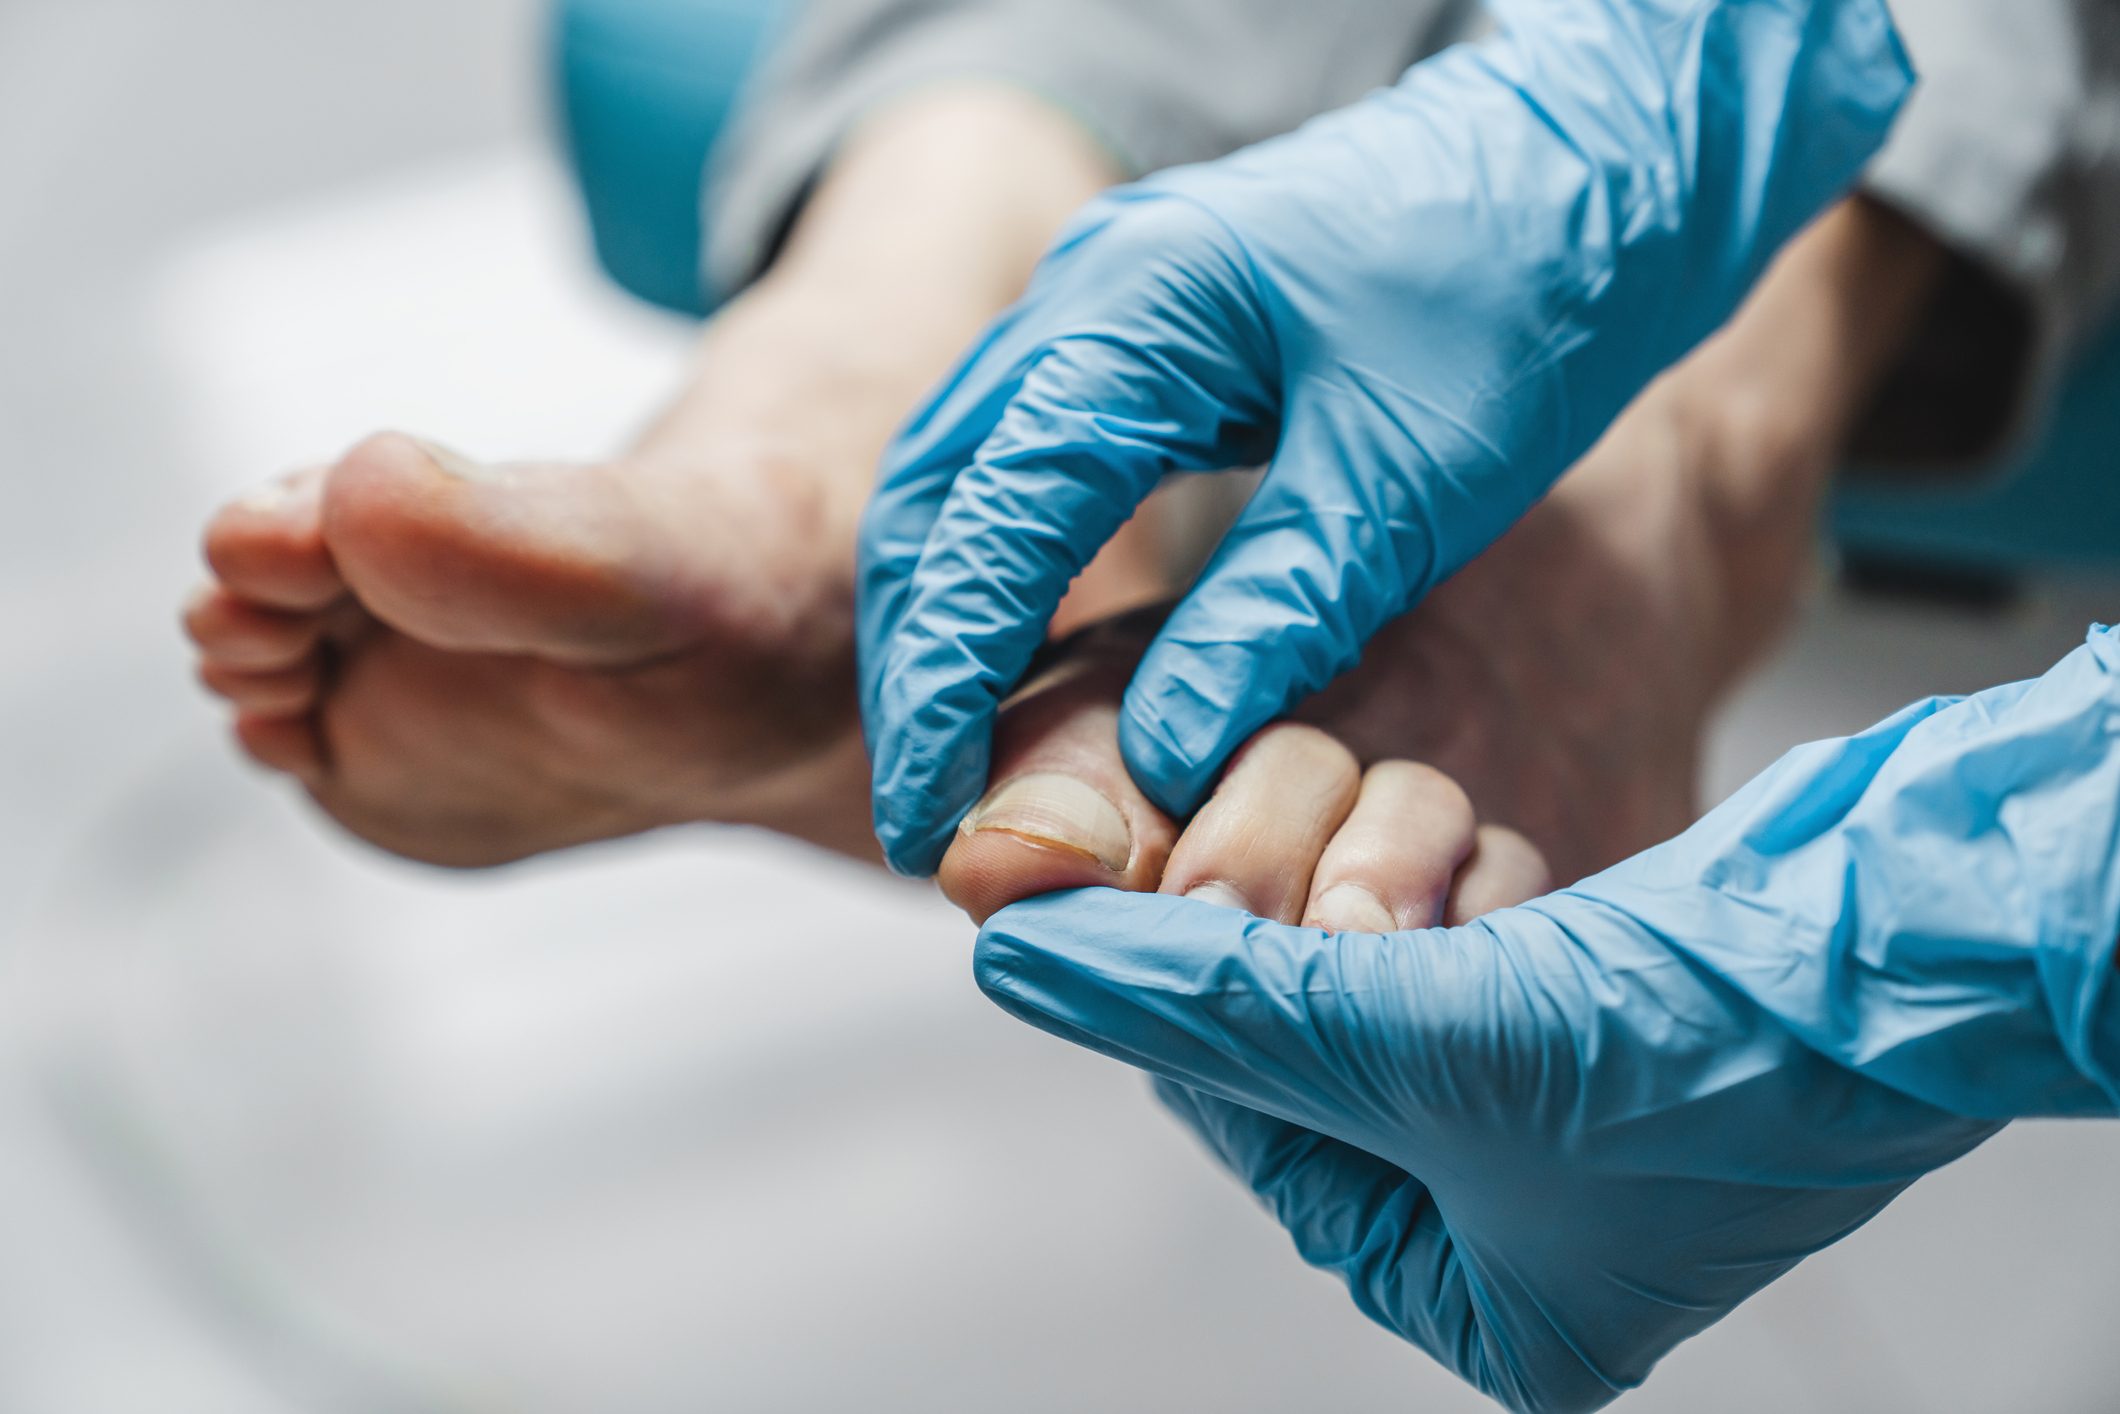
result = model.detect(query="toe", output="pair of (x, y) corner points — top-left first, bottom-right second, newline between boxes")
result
(231, 710), (326, 780)
(1303, 761), (1478, 932)
(939, 649), (1177, 925)
(199, 658), (325, 717)
(1442, 824), (1552, 925)
(202, 467), (344, 612)
(184, 585), (327, 672)
(1158, 723), (1362, 925)
(321, 431), (695, 664)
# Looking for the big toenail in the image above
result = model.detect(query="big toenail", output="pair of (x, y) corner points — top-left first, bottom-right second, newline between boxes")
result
(1183, 881), (1254, 913)
(234, 479), (297, 513)
(414, 438), (491, 481)
(1310, 883), (1396, 934)
(961, 773), (1131, 871)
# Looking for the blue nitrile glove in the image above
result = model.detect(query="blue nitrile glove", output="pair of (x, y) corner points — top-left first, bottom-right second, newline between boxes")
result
(857, 0), (1914, 874)
(973, 626), (2120, 1414)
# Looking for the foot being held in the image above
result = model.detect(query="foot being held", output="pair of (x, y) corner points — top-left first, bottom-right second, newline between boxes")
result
(938, 607), (1552, 929)
(938, 197), (1948, 924)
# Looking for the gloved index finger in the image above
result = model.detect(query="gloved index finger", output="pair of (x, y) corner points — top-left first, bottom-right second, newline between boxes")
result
(863, 337), (1254, 875)
(1119, 387), (1528, 816)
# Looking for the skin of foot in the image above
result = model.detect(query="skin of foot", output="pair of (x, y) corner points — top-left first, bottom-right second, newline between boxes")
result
(186, 88), (1139, 866)
(938, 604), (1555, 929)
(191, 95), (1937, 901)
(938, 198), (1949, 925)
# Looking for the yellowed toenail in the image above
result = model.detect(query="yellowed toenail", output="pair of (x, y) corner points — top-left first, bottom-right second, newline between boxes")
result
(1310, 883), (1395, 934)
(962, 773), (1131, 872)
(1183, 881), (1254, 913)
(412, 437), (490, 481)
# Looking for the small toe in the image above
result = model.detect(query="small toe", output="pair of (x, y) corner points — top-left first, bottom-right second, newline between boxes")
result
(1303, 761), (1478, 932)
(1158, 722), (1362, 925)
(232, 710), (326, 780)
(184, 585), (327, 671)
(199, 658), (325, 717)
(1443, 824), (1552, 925)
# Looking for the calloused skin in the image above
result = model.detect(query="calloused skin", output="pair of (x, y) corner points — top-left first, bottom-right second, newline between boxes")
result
(187, 82), (1943, 920)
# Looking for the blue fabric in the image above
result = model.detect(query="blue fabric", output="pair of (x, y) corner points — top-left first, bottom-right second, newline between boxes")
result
(857, 0), (1914, 875)
(553, 0), (786, 316)
(975, 626), (2120, 1413)
(1834, 317), (2120, 571)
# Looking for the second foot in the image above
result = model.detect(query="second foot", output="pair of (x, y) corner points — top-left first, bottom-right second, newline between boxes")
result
(187, 434), (879, 865)
(187, 401), (1167, 867)
(184, 86), (1141, 868)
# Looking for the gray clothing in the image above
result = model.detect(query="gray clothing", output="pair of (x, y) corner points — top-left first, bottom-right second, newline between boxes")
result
(704, 0), (2120, 464)
(700, 0), (1481, 296)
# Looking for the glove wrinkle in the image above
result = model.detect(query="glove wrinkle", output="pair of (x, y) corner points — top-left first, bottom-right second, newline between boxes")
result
(861, 0), (1913, 873)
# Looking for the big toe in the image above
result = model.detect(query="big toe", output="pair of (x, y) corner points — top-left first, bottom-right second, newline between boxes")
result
(938, 641), (1177, 925)
(202, 466), (343, 612)
(320, 432), (697, 665)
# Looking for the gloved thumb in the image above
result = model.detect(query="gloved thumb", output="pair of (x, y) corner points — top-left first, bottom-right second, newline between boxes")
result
(975, 886), (1510, 1154)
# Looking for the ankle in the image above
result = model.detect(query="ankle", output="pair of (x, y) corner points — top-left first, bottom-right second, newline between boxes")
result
(773, 84), (1121, 328)
(1659, 199), (1949, 689)
(1681, 381), (1833, 685)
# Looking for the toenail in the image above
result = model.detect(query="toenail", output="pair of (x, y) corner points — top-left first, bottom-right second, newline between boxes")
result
(1310, 883), (1396, 934)
(233, 479), (297, 513)
(1183, 881), (1254, 914)
(961, 772), (1132, 871)
(413, 437), (492, 481)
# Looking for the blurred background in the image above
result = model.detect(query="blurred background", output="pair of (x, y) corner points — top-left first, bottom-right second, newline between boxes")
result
(6, 1), (2120, 1410)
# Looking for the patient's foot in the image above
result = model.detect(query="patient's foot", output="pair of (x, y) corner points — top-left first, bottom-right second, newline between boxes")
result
(939, 198), (1947, 922)
(938, 607), (1552, 927)
(937, 372), (1834, 924)
(939, 405), (1748, 924)
(186, 89), (1132, 866)
(939, 362), (1768, 924)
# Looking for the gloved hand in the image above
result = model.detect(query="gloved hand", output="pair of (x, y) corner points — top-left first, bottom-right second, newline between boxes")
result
(857, 0), (1913, 874)
(974, 626), (2120, 1413)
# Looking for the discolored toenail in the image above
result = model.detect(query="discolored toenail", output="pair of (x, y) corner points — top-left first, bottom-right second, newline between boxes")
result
(1309, 882), (1395, 934)
(961, 772), (1132, 871)
(1183, 881), (1253, 913)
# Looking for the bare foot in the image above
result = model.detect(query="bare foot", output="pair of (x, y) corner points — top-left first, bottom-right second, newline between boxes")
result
(936, 368), (1760, 923)
(185, 90), (1138, 866)
(938, 609), (1550, 927)
(939, 198), (1949, 918)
